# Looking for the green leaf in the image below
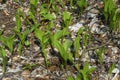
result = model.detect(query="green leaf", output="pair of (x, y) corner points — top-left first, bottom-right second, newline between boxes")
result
(34, 29), (44, 42)
(96, 47), (105, 64)
(55, 41), (65, 57)
(40, 4), (48, 15)
(62, 11), (72, 27)
(15, 8), (21, 32)
(42, 13), (55, 21)
(54, 28), (69, 40)
(63, 39), (72, 51)
(108, 63), (115, 74)
(28, 11), (36, 24)
(30, 0), (38, 7)
(75, 62), (96, 80)
(17, 29), (30, 44)
(77, 0), (87, 8)
(0, 35), (14, 53)
(0, 47), (7, 73)
(18, 42), (22, 55)
(74, 36), (80, 55)
(67, 75), (74, 80)
(62, 11), (71, 23)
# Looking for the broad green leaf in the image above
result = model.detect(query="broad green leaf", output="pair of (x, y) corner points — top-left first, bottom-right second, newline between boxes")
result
(55, 41), (65, 57)
(63, 39), (72, 51)
(62, 11), (71, 22)
(34, 29), (44, 42)
(0, 35), (14, 53)
(54, 28), (69, 40)
(30, 0), (38, 7)
(67, 52), (73, 63)
(67, 75), (74, 80)
(62, 11), (72, 27)
(17, 29), (30, 44)
(28, 11), (36, 24)
(42, 13), (55, 21)
(40, 4), (48, 15)
(77, 0), (87, 8)
(78, 28), (84, 35)
(108, 63), (115, 74)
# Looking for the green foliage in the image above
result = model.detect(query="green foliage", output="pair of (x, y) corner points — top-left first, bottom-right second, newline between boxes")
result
(15, 29), (30, 45)
(15, 8), (22, 32)
(67, 75), (74, 80)
(102, 0), (120, 31)
(22, 63), (37, 70)
(40, 4), (55, 21)
(34, 29), (49, 67)
(0, 35), (14, 53)
(75, 62), (96, 80)
(30, 0), (38, 14)
(77, 0), (87, 15)
(108, 63), (115, 74)
(0, 47), (7, 73)
(74, 28), (84, 58)
(51, 27), (69, 44)
(62, 11), (72, 28)
(68, 62), (96, 80)
(95, 47), (105, 64)
(83, 32), (90, 49)
(54, 39), (73, 66)
(1, 1), (118, 79)
(28, 11), (37, 25)
(70, 0), (73, 10)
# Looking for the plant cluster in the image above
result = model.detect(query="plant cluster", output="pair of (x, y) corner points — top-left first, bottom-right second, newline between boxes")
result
(102, 0), (120, 31)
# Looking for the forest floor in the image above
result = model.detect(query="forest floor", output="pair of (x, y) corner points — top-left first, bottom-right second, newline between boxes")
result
(0, 0), (120, 80)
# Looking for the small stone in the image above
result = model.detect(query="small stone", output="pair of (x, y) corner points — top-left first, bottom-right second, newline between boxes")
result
(21, 70), (31, 78)
(90, 8), (99, 14)
(34, 45), (40, 52)
(112, 68), (119, 74)
(13, 17), (16, 22)
(2, 24), (5, 28)
(69, 23), (83, 32)
(52, 12), (56, 19)
(12, 56), (20, 62)
(112, 47), (119, 54)
(48, 66), (57, 72)
(2, 78), (11, 80)
(0, 4), (6, 10)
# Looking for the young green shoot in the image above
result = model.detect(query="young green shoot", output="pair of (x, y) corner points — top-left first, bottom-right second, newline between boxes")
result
(34, 29), (49, 67)
(0, 46), (7, 73)
(30, 0), (38, 15)
(0, 35), (15, 53)
(74, 28), (84, 59)
(14, 8), (22, 32)
(95, 47), (105, 64)
(40, 4), (55, 22)
(75, 62), (96, 80)
(102, 0), (120, 31)
(62, 11), (72, 28)
(54, 39), (73, 67)
(108, 63), (115, 74)
(77, 0), (87, 16)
